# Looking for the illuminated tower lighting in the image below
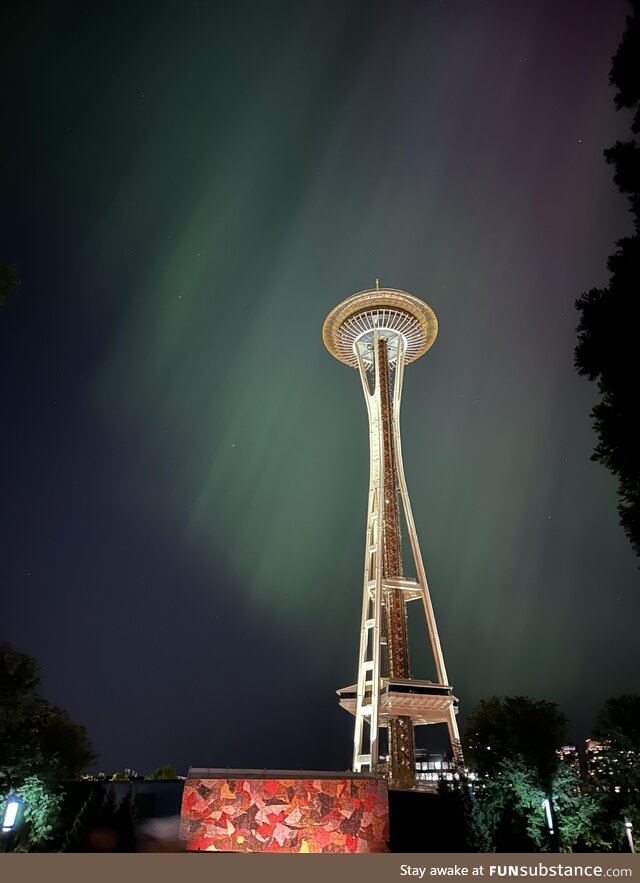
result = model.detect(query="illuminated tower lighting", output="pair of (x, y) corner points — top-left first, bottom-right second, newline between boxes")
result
(323, 286), (462, 790)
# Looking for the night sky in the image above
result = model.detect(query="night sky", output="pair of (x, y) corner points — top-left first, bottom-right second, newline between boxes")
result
(1, 0), (638, 777)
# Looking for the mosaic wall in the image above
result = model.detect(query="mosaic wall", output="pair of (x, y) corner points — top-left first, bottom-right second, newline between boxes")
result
(179, 777), (389, 853)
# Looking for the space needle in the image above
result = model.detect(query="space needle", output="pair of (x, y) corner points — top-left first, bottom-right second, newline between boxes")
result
(323, 284), (462, 790)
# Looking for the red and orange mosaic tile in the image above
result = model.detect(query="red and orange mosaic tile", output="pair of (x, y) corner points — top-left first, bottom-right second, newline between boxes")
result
(179, 776), (389, 853)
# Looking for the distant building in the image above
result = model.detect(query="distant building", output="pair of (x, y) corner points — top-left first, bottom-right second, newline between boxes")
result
(585, 738), (612, 779)
(414, 750), (458, 784)
(556, 744), (580, 773)
(80, 769), (143, 782)
(373, 748), (462, 786)
(585, 738), (639, 791)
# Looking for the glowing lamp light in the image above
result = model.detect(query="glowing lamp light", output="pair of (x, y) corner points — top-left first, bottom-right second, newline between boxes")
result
(624, 818), (635, 854)
(542, 797), (554, 835)
(2, 799), (21, 832)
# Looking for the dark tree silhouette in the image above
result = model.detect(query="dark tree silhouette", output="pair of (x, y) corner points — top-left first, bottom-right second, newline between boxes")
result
(146, 765), (178, 780)
(461, 697), (607, 852)
(462, 697), (568, 852)
(593, 693), (640, 793)
(0, 643), (96, 849)
(0, 642), (96, 788)
(462, 695), (568, 789)
(592, 695), (640, 850)
(575, 0), (640, 560)
(595, 693), (640, 752)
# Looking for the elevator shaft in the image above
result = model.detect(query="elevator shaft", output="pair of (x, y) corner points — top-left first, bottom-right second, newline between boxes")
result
(377, 338), (416, 789)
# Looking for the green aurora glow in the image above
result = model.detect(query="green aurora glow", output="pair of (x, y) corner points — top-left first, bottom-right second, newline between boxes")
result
(91, 4), (637, 712)
(2, 0), (638, 770)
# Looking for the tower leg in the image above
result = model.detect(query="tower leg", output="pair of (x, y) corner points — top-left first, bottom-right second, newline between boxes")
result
(446, 706), (464, 767)
(392, 334), (464, 770)
(350, 343), (384, 774)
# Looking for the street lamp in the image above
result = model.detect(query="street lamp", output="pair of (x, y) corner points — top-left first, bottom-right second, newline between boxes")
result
(2, 798), (22, 833)
(1, 797), (23, 852)
(542, 797), (555, 836)
(624, 818), (635, 854)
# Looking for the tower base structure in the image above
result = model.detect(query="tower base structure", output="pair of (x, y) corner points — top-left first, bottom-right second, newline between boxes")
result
(337, 678), (459, 791)
(337, 677), (458, 727)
